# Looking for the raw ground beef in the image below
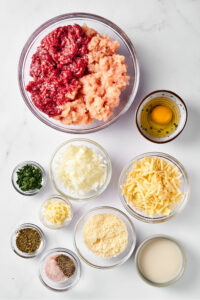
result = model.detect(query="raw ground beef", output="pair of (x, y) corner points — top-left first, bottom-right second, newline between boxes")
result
(26, 24), (90, 117)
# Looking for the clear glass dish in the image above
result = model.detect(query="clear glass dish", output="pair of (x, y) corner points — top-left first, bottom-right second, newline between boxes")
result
(74, 206), (136, 269)
(18, 12), (139, 134)
(119, 152), (190, 223)
(135, 234), (186, 287)
(10, 223), (46, 258)
(39, 248), (81, 291)
(11, 161), (46, 196)
(49, 138), (112, 201)
(39, 194), (73, 229)
(136, 90), (187, 143)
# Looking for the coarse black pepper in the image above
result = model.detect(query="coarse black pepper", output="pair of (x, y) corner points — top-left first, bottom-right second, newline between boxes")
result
(56, 254), (76, 278)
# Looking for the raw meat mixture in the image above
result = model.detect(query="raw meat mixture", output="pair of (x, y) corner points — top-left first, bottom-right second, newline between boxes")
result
(27, 24), (129, 125)
(27, 24), (89, 117)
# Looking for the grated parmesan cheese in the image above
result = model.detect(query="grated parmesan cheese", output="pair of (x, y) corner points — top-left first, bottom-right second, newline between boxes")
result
(83, 213), (128, 258)
(55, 145), (107, 195)
(122, 157), (183, 217)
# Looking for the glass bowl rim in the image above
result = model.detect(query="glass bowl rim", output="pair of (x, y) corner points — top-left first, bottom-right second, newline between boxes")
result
(39, 194), (73, 229)
(135, 89), (188, 144)
(38, 247), (81, 292)
(119, 151), (190, 223)
(18, 12), (140, 134)
(11, 160), (46, 196)
(49, 138), (112, 201)
(10, 222), (46, 258)
(134, 234), (186, 287)
(73, 205), (136, 269)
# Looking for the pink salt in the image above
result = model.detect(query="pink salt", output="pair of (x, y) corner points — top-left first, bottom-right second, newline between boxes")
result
(44, 255), (68, 283)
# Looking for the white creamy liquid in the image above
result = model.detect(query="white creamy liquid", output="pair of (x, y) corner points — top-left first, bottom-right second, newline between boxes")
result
(139, 238), (182, 283)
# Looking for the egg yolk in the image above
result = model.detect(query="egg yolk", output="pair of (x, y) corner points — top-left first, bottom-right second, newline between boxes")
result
(151, 106), (173, 125)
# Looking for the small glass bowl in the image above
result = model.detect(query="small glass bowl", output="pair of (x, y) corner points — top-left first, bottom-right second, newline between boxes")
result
(11, 223), (46, 258)
(49, 138), (112, 201)
(39, 195), (73, 229)
(119, 152), (190, 223)
(74, 206), (136, 269)
(11, 161), (46, 196)
(39, 248), (81, 291)
(135, 235), (186, 287)
(136, 90), (187, 143)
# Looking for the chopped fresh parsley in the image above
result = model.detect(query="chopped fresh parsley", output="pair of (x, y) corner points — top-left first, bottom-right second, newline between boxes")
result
(16, 164), (42, 191)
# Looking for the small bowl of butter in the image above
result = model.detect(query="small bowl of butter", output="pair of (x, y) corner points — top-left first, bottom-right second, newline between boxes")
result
(136, 90), (187, 143)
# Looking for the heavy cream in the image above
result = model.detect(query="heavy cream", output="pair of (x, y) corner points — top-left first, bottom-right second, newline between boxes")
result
(139, 238), (183, 283)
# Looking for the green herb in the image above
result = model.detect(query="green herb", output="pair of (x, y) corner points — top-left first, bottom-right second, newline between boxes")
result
(16, 228), (41, 253)
(16, 164), (42, 191)
(56, 254), (76, 277)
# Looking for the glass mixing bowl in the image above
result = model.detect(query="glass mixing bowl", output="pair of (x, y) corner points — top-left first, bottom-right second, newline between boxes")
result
(135, 235), (186, 287)
(136, 90), (187, 143)
(39, 194), (73, 229)
(49, 138), (112, 201)
(74, 206), (136, 269)
(119, 152), (190, 223)
(18, 12), (139, 133)
(11, 161), (46, 196)
(11, 223), (46, 258)
(39, 248), (81, 291)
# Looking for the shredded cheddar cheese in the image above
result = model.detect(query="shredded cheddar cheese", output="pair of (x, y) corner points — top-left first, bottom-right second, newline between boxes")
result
(44, 200), (71, 225)
(122, 157), (183, 217)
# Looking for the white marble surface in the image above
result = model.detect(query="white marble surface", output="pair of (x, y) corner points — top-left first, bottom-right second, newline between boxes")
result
(1, 0), (200, 299)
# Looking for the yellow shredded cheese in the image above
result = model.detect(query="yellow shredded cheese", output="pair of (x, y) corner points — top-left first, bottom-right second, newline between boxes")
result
(55, 145), (107, 195)
(122, 157), (183, 217)
(44, 200), (71, 225)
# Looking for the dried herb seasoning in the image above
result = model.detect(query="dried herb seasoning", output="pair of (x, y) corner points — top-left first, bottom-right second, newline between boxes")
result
(56, 254), (76, 278)
(16, 164), (42, 191)
(16, 228), (41, 253)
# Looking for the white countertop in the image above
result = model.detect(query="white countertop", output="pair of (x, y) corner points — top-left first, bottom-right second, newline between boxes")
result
(1, 0), (200, 299)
